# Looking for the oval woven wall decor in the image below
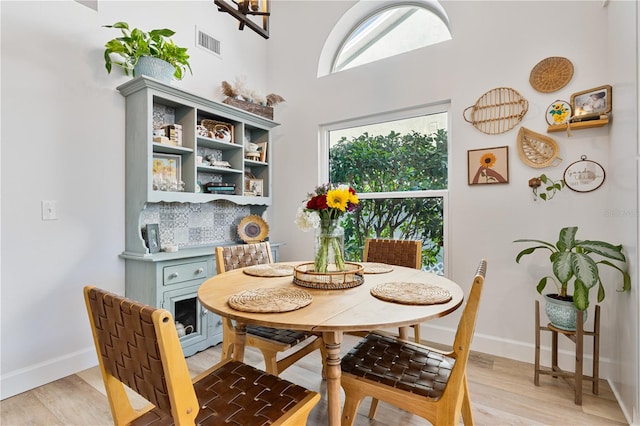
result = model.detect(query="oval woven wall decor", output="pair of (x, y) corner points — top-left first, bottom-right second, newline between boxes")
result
(463, 87), (529, 134)
(517, 127), (562, 168)
(529, 57), (574, 93)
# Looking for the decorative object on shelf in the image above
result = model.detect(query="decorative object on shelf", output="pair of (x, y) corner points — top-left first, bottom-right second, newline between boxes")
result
(244, 141), (260, 160)
(545, 100), (572, 126)
(248, 178), (263, 196)
(220, 78), (285, 120)
(514, 226), (630, 324)
(293, 262), (365, 290)
(162, 124), (182, 146)
(143, 223), (161, 253)
(517, 127), (562, 168)
(201, 119), (234, 143)
(570, 85), (612, 121)
(103, 22), (192, 81)
(563, 155), (605, 192)
(204, 182), (236, 194)
(214, 0), (270, 39)
(468, 146), (509, 185)
(463, 87), (528, 134)
(295, 183), (360, 273)
(257, 142), (268, 162)
(152, 153), (184, 191)
(237, 214), (269, 243)
(528, 173), (565, 201)
(529, 57), (574, 93)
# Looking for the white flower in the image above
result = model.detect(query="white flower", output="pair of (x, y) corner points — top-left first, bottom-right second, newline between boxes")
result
(294, 205), (320, 232)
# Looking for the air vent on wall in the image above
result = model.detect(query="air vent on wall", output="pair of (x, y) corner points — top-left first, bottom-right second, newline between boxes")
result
(196, 27), (221, 57)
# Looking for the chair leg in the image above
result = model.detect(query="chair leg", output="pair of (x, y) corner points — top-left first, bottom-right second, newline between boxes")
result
(413, 324), (421, 343)
(461, 374), (474, 425)
(341, 388), (364, 426)
(221, 318), (235, 360)
(259, 349), (280, 375)
(368, 398), (380, 419)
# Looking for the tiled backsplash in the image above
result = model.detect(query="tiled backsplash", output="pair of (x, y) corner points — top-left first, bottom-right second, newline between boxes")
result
(141, 201), (251, 248)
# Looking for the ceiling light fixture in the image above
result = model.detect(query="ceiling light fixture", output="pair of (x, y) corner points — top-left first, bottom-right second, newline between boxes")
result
(214, 0), (270, 39)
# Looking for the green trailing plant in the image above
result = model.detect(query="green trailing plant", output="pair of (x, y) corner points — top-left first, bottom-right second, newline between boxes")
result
(529, 174), (564, 201)
(103, 22), (192, 80)
(514, 226), (631, 311)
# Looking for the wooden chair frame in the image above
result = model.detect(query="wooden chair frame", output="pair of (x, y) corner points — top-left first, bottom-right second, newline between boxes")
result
(84, 286), (319, 425)
(340, 260), (487, 426)
(216, 242), (325, 376)
(363, 238), (423, 342)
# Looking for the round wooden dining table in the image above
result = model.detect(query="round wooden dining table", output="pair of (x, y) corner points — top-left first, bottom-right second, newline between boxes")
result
(198, 262), (464, 426)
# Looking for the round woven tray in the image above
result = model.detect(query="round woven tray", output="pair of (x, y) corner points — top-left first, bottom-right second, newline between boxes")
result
(370, 282), (452, 305)
(529, 57), (574, 93)
(463, 87), (528, 134)
(243, 263), (295, 277)
(361, 262), (394, 274)
(293, 262), (365, 290)
(228, 287), (312, 313)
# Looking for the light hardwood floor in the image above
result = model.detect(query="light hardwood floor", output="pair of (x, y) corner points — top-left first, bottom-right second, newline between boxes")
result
(1, 334), (628, 425)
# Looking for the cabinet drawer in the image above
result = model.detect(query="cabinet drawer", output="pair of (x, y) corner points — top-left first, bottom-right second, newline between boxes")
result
(163, 261), (208, 285)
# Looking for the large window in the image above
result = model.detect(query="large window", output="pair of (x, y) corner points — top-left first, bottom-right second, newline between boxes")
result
(322, 106), (449, 275)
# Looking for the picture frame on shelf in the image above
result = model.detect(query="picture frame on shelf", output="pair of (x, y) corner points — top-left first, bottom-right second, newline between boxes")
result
(570, 85), (612, 120)
(143, 223), (161, 253)
(468, 146), (509, 185)
(249, 178), (264, 196)
(153, 153), (182, 192)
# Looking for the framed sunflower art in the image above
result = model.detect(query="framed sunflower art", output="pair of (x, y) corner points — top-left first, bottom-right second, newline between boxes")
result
(468, 146), (509, 185)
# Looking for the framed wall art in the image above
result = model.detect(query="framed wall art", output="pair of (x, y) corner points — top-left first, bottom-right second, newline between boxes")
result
(144, 223), (161, 253)
(563, 155), (605, 192)
(468, 146), (509, 185)
(248, 178), (264, 196)
(571, 85), (612, 119)
(152, 153), (182, 191)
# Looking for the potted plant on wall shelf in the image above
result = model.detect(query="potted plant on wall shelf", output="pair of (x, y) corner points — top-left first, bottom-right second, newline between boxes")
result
(514, 226), (630, 330)
(103, 22), (192, 83)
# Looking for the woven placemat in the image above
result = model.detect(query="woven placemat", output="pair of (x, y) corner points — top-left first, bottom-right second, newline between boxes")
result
(361, 262), (394, 274)
(370, 282), (452, 305)
(228, 288), (312, 313)
(243, 263), (295, 277)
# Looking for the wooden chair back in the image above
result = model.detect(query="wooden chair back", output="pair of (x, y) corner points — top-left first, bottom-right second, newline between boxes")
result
(84, 286), (320, 425)
(363, 238), (422, 269)
(215, 241), (273, 274)
(340, 259), (487, 426)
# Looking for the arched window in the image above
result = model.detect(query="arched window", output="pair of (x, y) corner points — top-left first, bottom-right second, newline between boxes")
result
(318, 1), (451, 76)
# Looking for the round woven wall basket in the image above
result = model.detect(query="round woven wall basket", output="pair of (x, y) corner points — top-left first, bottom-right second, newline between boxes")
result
(529, 57), (574, 93)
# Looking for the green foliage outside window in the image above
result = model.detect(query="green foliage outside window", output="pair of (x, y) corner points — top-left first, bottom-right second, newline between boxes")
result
(329, 129), (448, 266)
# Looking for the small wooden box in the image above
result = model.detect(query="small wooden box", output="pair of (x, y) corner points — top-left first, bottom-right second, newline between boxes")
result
(223, 97), (274, 120)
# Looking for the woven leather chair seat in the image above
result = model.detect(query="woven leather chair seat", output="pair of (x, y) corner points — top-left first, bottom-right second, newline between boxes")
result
(247, 325), (311, 346)
(131, 360), (313, 425)
(341, 333), (455, 399)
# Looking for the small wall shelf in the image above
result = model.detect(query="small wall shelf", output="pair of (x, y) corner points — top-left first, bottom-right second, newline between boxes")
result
(547, 117), (609, 133)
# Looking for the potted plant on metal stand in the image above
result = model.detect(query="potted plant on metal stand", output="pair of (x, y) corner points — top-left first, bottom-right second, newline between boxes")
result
(514, 226), (630, 330)
(103, 22), (192, 83)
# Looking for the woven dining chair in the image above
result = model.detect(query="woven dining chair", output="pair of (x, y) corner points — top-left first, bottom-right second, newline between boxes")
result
(363, 238), (423, 342)
(216, 242), (325, 376)
(84, 286), (320, 426)
(340, 259), (487, 426)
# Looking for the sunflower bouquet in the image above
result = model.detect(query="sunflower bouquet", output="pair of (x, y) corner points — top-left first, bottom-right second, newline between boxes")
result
(295, 183), (359, 272)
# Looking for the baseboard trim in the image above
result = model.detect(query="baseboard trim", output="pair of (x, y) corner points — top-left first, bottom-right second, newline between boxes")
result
(1, 347), (97, 400)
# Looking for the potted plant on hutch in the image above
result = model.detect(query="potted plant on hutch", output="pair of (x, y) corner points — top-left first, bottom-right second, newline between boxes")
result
(514, 226), (630, 330)
(103, 22), (192, 84)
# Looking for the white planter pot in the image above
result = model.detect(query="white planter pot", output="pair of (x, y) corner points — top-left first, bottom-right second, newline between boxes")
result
(544, 294), (587, 331)
(134, 56), (175, 84)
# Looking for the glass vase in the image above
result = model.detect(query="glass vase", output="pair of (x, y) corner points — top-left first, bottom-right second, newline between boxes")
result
(314, 219), (345, 273)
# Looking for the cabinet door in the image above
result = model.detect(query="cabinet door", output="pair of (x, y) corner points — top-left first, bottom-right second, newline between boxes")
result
(162, 283), (210, 350)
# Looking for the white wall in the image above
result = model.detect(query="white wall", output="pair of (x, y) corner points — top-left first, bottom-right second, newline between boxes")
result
(1, 0), (638, 421)
(267, 0), (638, 422)
(0, 0), (269, 399)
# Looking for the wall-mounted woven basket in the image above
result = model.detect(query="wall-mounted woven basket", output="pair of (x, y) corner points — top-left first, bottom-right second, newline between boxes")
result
(463, 87), (529, 134)
(517, 127), (562, 168)
(529, 57), (574, 93)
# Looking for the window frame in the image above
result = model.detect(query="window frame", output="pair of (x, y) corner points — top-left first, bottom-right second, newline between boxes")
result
(319, 102), (451, 276)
